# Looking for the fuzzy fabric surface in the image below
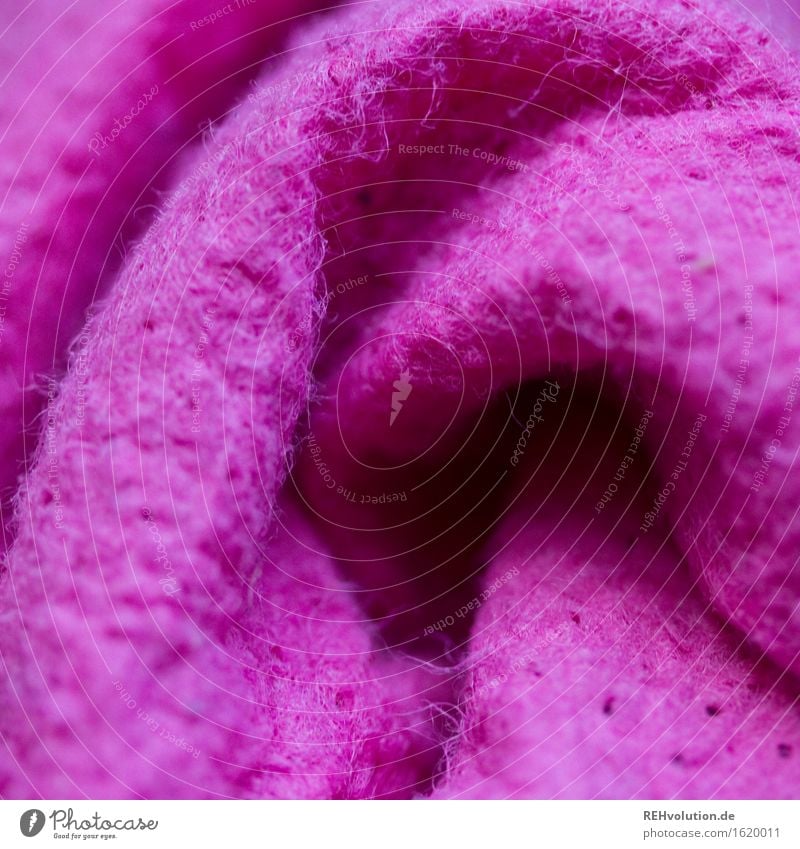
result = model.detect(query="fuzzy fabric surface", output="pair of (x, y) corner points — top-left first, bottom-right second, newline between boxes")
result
(0, 0), (321, 548)
(1, 0), (800, 799)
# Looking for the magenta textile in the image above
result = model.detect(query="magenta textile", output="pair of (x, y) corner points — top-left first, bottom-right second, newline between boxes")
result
(1, 0), (800, 799)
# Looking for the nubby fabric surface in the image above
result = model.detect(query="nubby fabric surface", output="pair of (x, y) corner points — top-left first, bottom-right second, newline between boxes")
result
(0, 0), (799, 799)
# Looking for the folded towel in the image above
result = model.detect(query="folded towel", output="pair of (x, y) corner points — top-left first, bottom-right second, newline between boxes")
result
(1, 0), (799, 799)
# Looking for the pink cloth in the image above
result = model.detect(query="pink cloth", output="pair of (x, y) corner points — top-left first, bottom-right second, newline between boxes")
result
(1, 0), (800, 799)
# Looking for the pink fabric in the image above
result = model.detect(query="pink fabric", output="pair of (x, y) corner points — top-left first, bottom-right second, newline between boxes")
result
(0, 0), (322, 547)
(1, 0), (800, 799)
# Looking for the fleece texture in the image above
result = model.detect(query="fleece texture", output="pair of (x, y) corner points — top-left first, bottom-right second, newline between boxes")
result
(0, 0), (326, 548)
(1, 0), (800, 799)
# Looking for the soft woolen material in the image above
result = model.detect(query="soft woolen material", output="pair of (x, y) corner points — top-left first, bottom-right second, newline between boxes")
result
(1, 0), (800, 799)
(0, 0), (325, 549)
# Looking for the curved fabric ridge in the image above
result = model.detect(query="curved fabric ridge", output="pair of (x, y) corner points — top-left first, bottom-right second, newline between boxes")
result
(0, 0), (799, 799)
(0, 0), (327, 550)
